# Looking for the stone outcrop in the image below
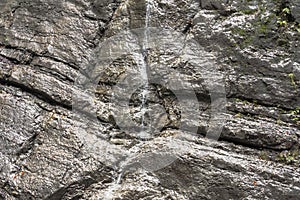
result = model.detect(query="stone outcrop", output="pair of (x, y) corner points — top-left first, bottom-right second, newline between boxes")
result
(0, 0), (299, 199)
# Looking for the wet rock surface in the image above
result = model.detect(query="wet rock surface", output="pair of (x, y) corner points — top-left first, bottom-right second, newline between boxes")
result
(0, 0), (299, 199)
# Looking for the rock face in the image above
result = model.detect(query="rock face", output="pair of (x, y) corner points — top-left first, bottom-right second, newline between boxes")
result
(0, 0), (300, 199)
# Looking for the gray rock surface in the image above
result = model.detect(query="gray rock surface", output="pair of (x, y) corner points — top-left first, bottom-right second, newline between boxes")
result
(0, 0), (299, 199)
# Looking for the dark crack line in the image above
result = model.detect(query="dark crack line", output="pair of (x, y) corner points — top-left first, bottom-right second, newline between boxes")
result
(182, 20), (193, 34)
(96, 0), (122, 42)
(227, 94), (299, 112)
(1, 47), (76, 84)
(0, 53), (23, 65)
(219, 136), (296, 152)
(194, 131), (297, 154)
(16, 132), (39, 156)
(0, 78), (72, 111)
(37, 54), (79, 71)
(0, 44), (79, 71)
(227, 107), (300, 129)
(196, 125), (298, 152)
(31, 63), (75, 83)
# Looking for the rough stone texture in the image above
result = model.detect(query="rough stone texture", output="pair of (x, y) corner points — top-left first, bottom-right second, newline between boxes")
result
(0, 0), (300, 199)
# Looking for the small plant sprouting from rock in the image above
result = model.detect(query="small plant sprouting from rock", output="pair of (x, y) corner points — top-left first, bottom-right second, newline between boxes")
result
(290, 107), (300, 124)
(276, 151), (299, 165)
(276, 6), (300, 33)
(277, 7), (290, 27)
(290, 107), (300, 115)
(277, 20), (287, 27)
(282, 7), (290, 15)
(288, 73), (296, 87)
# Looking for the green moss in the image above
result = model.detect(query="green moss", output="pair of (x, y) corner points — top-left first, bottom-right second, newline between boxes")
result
(241, 36), (254, 48)
(290, 107), (300, 115)
(277, 38), (288, 46)
(251, 14), (275, 41)
(276, 151), (299, 165)
(275, 6), (300, 33)
(277, 19), (288, 26)
(232, 27), (247, 37)
(231, 27), (254, 48)
(258, 24), (268, 34)
(258, 4), (266, 13)
(242, 9), (257, 15)
(259, 151), (269, 160)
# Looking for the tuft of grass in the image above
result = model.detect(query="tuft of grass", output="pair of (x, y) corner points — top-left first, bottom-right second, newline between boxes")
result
(288, 73), (296, 87)
(282, 7), (290, 15)
(277, 20), (287, 26)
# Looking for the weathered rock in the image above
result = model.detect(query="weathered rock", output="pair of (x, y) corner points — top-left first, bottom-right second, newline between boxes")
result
(0, 0), (300, 199)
